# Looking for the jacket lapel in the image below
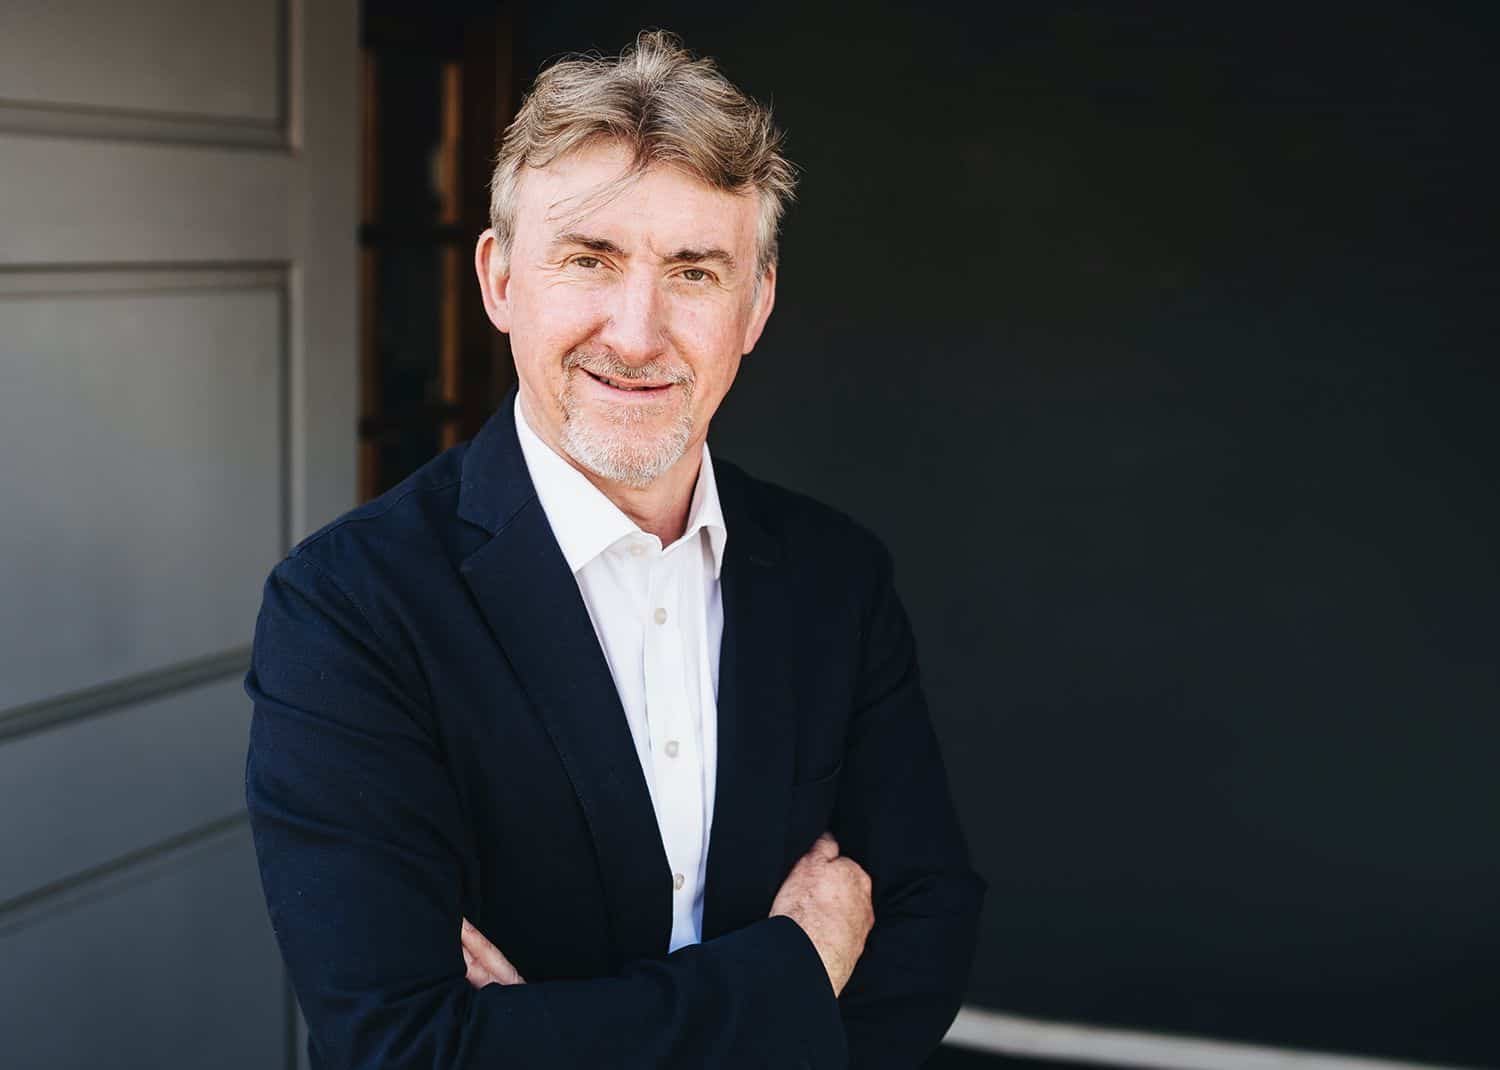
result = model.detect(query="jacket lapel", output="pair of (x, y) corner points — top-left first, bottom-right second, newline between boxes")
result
(456, 389), (672, 965)
(701, 460), (800, 940)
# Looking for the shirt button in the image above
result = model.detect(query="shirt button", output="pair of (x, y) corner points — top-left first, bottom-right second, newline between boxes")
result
(653, 607), (668, 625)
(665, 739), (680, 758)
(672, 872), (685, 891)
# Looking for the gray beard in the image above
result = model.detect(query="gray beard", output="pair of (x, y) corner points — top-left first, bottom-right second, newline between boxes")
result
(557, 378), (695, 489)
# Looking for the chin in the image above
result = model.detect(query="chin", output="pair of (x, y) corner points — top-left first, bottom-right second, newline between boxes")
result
(560, 414), (693, 489)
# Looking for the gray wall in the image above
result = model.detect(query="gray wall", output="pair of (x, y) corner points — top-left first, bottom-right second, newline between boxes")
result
(0, 3), (357, 1066)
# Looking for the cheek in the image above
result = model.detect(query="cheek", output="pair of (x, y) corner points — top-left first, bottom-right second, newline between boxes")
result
(708, 355), (743, 400)
(671, 305), (746, 375)
(689, 349), (742, 411)
(512, 287), (602, 364)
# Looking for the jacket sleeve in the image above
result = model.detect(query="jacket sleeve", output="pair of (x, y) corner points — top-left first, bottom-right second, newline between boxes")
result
(831, 537), (987, 1068)
(244, 552), (847, 1070)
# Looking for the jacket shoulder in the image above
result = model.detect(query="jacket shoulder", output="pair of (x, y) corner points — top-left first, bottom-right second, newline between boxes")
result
(281, 441), (493, 585)
(252, 444), (487, 707)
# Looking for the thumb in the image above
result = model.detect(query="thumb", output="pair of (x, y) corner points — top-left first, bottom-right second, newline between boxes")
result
(809, 831), (840, 861)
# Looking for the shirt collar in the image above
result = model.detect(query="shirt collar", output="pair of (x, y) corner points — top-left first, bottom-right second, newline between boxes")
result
(513, 397), (728, 579)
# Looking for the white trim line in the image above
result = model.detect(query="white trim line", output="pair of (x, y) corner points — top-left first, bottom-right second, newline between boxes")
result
(942, 1007), (1482, 1070)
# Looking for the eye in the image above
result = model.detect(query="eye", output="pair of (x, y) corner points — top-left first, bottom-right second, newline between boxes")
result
(572, 255), (602, 270)
(680, 267), (710, 283)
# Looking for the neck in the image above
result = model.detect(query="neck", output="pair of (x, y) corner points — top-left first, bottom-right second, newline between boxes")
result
(573, 446), (701, 546)
(519, 391), (702, 545)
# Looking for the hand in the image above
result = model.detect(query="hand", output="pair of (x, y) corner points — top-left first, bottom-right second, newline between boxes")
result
(769, 831), (874, 997)
(460, 917), (527, 988)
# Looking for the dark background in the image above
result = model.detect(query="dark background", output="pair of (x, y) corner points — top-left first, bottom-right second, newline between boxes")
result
(520, 4), (1498, 1066)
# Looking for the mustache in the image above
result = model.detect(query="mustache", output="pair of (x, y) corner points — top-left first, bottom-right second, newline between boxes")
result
(563, 350), (694, 385)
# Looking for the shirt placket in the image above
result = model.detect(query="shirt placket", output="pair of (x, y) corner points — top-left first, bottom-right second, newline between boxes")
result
(642, 547), (704, 938)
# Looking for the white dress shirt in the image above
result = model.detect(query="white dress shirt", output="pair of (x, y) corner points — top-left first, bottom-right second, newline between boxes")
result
(513, 400), (726, 952)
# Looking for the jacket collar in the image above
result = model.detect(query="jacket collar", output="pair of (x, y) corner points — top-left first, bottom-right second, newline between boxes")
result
(456, 386), (798, 956)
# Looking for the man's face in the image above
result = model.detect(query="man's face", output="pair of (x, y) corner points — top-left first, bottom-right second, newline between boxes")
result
(477, 139), (776, 489)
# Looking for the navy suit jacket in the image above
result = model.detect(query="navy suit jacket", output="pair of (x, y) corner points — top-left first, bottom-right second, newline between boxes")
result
(244, 386), (984, 1069)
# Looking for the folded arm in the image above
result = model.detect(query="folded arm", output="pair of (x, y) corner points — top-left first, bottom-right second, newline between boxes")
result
(244, 553), (846, 1069)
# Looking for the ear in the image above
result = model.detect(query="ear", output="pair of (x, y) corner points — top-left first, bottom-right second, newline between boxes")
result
(474, 228), (513, 333)
(740, 263), (777, 354)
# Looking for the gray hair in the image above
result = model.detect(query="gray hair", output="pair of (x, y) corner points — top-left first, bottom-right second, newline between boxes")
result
(488, 30), (798, 280)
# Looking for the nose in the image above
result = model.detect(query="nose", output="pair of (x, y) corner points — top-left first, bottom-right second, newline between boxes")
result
(596, 270), (666, 364)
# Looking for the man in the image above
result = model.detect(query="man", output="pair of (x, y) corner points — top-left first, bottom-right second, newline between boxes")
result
(245, 30), (983, 1069)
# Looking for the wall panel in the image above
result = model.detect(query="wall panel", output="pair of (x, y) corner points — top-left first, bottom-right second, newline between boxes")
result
(0, 268), (284, 714)
(0, 0), (285, 145)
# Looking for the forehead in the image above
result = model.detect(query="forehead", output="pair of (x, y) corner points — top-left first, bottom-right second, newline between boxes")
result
(513, 140), (758, 256)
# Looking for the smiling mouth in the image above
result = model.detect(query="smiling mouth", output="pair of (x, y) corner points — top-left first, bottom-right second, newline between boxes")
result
(582, 368), (675, 393)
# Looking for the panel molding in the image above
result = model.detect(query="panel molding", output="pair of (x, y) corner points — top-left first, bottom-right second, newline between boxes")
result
(0, 0), (292, 150)
(0, 812), (247, 935)
(0, 645), (251, 744)
(0, 262), (286, 298)
(0, 99), (288, 150)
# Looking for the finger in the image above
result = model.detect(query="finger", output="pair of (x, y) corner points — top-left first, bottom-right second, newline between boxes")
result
(809, 831), (840, 861)
(462, 924), (524, 986)
(465, 958), (493, 989)
(461, 924), (491, 988)
(460, 917), (490, 955)
(461, 934), (504, 988)
(460, 921), (497, 965)
(481, 945), (523, 985)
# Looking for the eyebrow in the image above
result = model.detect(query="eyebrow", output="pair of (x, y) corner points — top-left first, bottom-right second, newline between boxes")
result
(664, 246), (737, 271)
(551, 231), (738, 271)
(551, 231), (625, 256)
